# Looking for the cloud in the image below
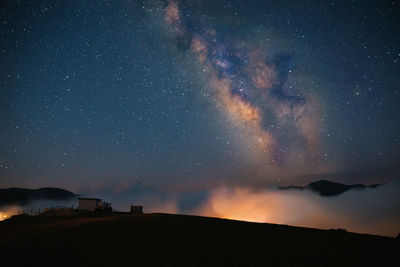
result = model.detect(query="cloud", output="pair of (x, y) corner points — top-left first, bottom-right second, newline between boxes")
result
(191, 180), (400, 237)
(4, 178), (396, 237)
(0, 198), (77, 221)
(95, 178), (400, 237)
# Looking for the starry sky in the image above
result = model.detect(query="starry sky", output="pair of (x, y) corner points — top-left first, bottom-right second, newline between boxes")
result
(1, 0), (400, 205)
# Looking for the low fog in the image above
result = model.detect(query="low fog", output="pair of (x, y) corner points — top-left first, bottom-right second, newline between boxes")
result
(193, 181), (400, 237)
(1, 180), (399, 237)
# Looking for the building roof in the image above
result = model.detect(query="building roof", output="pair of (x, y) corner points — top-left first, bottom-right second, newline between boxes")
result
(78, 197), (102, 201)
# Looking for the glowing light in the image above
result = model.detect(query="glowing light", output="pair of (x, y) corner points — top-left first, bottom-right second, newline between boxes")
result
(0, 212), (9, 221)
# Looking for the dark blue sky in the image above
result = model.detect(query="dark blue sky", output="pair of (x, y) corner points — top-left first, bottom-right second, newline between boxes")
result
(1, 0), (399, 194)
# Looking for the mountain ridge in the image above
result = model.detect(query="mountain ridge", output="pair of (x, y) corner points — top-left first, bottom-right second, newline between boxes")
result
(279, 179), (384, 196)
(0, 187), (77, 207)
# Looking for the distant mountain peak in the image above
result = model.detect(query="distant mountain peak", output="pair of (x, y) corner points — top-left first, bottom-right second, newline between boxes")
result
(0, 187), (77, 207)
(280, 180), (384, 196)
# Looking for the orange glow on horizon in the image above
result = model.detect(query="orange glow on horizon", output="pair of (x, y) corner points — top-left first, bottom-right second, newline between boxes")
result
(191, 185), (400, 237)
(0, 212), (9, 221)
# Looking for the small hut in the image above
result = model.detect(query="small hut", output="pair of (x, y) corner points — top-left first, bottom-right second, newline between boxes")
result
(130, 205), (143, 214)
(78, 198), (102, 211)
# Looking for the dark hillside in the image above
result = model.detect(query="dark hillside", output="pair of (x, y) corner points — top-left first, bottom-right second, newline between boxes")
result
(0, 213), (398, 266)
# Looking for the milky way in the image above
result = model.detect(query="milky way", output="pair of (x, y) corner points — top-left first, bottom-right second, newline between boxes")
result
(162, 0), (322, 167)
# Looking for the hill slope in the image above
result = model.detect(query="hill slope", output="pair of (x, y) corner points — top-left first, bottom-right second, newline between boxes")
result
(0, 187), (77, 207)
(280, 179), (383, 196)
(0, 213), (398, 266)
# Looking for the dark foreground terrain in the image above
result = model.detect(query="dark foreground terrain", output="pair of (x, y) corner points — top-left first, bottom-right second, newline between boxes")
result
(0, 213), (398, 266)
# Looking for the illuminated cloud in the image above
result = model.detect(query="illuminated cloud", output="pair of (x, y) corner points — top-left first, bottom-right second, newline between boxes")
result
(193, 181), (400, 237)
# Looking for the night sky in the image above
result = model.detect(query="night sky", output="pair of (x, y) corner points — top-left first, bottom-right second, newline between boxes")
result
(1, 0), (399, 234)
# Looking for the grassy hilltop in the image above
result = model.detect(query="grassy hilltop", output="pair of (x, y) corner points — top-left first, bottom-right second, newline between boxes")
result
(0, 213), (398, 266)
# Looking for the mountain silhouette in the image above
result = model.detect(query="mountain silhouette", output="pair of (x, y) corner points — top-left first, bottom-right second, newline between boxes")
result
(0, 187), (77, 207)
(279, 180), (383, 196)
